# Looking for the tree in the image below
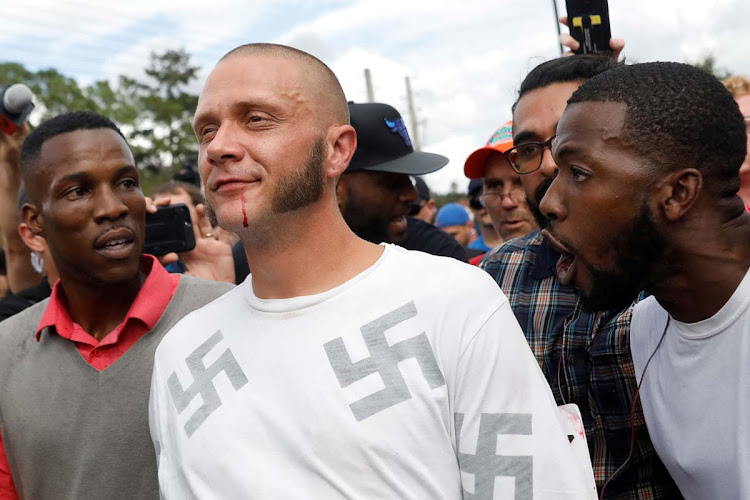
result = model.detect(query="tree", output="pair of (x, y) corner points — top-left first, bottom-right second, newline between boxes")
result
(2, 47), (201, 178)
(433, 181), (465, 208)
(691, 54), (733, 81)
(122, 49), (200, 172)
(0, 63), (106, 121)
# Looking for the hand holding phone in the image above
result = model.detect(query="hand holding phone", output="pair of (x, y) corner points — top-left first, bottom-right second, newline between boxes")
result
(144, 203), (196, 256)
(565, 0), (613, 55)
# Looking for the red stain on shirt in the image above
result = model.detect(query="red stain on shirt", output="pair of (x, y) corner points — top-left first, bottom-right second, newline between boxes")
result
(241, 191), (248, 227)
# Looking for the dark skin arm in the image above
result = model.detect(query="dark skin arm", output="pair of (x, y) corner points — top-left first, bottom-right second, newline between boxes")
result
(0, 123), (39, 293)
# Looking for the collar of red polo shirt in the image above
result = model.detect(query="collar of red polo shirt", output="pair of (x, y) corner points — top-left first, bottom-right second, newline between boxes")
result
(36, 254), (179, 344)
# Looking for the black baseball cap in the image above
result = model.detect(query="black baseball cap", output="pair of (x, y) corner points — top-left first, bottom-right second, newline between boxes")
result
(412, 176), (431, 202)
(346, 102), (448, 175)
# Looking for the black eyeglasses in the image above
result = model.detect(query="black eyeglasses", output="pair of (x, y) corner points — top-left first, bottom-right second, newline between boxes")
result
(479, 185), (526, 206)
(504, 136), (556, 175)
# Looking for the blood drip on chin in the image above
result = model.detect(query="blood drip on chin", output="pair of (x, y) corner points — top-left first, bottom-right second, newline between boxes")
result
(241, 191), (248, 228)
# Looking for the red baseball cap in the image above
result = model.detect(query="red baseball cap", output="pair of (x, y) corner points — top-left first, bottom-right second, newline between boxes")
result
(463, 120), (514, 179)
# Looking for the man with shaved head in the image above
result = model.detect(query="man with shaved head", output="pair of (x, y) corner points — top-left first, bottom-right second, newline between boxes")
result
(149, 43), (595, 498)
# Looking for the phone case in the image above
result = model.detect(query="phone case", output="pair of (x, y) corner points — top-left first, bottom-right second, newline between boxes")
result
(565, 0), (612, 55)
(144, 203), (196, 256)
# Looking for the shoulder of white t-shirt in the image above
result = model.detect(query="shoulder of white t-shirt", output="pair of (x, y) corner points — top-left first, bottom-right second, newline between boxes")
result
(385, 244), (508, 306)
(630, 296), (667, 366)
(154, 284), (245, 358)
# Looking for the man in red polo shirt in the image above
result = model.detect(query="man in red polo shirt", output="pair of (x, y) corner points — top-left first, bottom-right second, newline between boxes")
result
(0, 111), (233, 500)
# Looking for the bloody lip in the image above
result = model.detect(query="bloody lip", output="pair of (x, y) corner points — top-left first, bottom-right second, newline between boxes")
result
(541, 229), (578, 286)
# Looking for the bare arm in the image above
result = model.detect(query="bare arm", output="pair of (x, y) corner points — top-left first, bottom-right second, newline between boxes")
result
(0, 124), (39, 293)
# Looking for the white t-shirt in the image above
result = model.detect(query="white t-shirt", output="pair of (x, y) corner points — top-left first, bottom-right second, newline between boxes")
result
(150, 244), (594, 499)
(631, 268), (750, 500)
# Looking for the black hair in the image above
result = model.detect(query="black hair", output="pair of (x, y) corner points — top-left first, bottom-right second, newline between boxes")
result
(568, 61), (747, 199)
(514, 55), (620, 112)
(20, 110), (126, 176)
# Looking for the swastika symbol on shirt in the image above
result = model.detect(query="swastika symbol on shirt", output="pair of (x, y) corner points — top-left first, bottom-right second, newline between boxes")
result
(455, 412), (533, 500)
(168, 330), (248, 437)
(324, 301), (445, 421)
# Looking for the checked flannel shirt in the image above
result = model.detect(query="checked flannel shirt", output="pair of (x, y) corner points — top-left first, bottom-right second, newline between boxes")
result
(481, 231), (681, 499)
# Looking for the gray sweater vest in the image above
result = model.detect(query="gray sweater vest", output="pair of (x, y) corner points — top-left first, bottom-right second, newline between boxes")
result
(0, 275), (233, 500)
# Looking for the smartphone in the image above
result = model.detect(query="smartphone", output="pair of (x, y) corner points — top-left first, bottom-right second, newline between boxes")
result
(144, 203), (196, 256)
(565, 0), (612, 55)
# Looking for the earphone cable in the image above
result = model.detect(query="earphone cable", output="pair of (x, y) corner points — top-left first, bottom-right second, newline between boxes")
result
(598, 315), (671, 500)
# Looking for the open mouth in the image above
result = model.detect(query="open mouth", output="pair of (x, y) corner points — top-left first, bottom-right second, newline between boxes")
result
(388, 215), (408, 234)
(95, 228), (136, 259)
(541, 229), (577, 286)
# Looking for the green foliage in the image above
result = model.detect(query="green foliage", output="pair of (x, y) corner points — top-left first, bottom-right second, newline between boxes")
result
(0, 47), (201, 174)
(121, 49), (200, 170)
(433, 181), (466, 208)
(690, 54), (733, 81)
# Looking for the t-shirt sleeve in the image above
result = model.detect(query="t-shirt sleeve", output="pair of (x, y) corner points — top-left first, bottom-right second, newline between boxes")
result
(452, 301), (596, 499)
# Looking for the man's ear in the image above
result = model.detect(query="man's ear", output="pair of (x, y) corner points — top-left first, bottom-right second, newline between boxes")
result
(654, 168), (702, 222)
(325, 124), (357, 178)
(18, 222), (47, 253)
(22, 203), (44, 238)
(335, 174), (348, 212)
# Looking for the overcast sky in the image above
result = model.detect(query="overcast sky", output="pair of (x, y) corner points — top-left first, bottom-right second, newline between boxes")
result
(3, 0), (749, 193)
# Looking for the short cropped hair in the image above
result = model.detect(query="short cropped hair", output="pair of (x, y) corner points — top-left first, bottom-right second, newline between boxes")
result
(220, 43), (349, 125)
(569, 62), (747, 198)
(723, 75), (750, 99)
(514, 55), (619, 111)
(153, 180), (205, 207)
(20, 111), (125, 175)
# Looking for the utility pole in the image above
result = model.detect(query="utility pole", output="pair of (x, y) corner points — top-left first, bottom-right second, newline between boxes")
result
(364, 68), (375, 102)
(552, 0), (564, 56)
(405, 76), (420, 151)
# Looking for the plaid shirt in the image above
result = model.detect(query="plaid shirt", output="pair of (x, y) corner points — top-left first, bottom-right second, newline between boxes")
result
(481, 231), (680, 499)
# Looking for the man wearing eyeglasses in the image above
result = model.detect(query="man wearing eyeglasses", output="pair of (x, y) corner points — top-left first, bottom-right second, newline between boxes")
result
(464, 121), (538, 243)
(480, 55), (681, 499)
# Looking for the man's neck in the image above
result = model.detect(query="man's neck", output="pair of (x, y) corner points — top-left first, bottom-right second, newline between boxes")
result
(242, 204), (383, 300)
(651, 214), (750, 323)
(59, 271), (144, 341)
(738, 179), (750, 208)
(480, 222), (503, 248)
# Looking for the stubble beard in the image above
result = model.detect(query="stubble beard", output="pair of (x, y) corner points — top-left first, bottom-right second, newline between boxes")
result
(340, 188), (393, 244)
(205, 138), (327, 247)
(526, 176), (554, 231)
(577, 201), (669, 313)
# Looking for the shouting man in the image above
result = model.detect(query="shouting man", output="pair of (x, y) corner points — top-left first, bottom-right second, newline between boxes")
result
(541, 62), (750, 499)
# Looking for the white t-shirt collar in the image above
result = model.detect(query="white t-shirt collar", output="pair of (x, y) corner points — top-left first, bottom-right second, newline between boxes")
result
(671, 266), (750, 340)
(243, 243), (392, 314)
